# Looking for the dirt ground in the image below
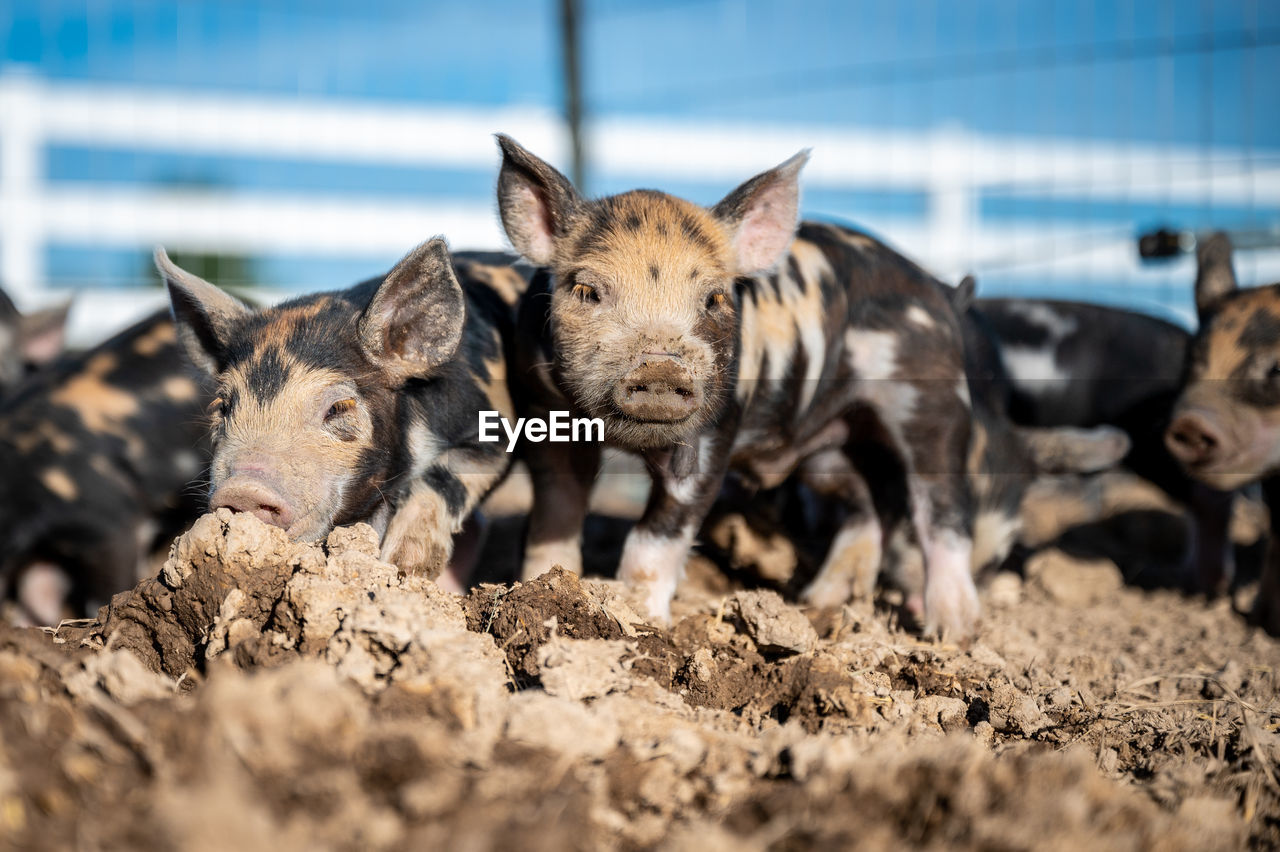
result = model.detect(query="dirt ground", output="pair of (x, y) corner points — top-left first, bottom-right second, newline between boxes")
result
(2, 499), (1278, 850)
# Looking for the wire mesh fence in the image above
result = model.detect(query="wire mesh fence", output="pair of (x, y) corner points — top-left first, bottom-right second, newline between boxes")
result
(1, 0), (1276, 344)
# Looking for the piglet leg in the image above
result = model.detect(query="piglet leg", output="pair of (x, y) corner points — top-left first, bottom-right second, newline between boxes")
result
(800, 454), (883, 607)
(384, 445), (511, 583)
(1185, 483), (1234, 597)
(910, 475), (979, 640)
(521, 437), (601, 580)
(901, 390), (980, 640)
(438, 511), (490, 594)
(619, 440), (729, 621)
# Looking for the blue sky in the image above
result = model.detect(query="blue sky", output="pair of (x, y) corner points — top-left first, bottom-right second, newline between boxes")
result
(3, 0), (1279, 321)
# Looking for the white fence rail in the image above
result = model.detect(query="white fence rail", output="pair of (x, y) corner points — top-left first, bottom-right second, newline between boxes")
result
(2, 71), (1279, 343)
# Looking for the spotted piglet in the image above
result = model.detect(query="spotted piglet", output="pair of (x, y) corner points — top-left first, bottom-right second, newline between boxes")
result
(157, 239), (524, 588)
(497, 135), (982, 637)
(0, 312), (210, 624)
(1166, 233), (1280, 632)
(976, 295), (1237, 596)
(779, 279), (1131, 610)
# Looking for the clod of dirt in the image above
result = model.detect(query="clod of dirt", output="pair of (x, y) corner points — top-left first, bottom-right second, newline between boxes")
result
(536, 635), (635, 701)
(1, 507), (1275, 848)
(149, 661), (410, 852)
(463, 567), (651, 684)
(1201, 659), (1245, 700)
(95, 509), (303, 678)
(986, 682), (1047, 735)
(265, 523), (506, 730)
(92, 510), (500, 720)
(270, 522), (466, 661)
(1026, 548), (1124, 607)
(912, 695), (970, 734)
(720, 738), (1243, 850)
(504, 691), (621, 759)
(62, 649), (176, 705)
(728, 589), (818, 655)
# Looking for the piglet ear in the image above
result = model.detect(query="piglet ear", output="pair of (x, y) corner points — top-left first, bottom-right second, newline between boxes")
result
(951, 275), (977, 314)
(18, 300), (71, 367)
(711, 149), (808, 275)
(360, 238), (465, 383)
(1195, 232), (1238, 319)
(156, 247), (250, 376)
(495, 134), (583, 266)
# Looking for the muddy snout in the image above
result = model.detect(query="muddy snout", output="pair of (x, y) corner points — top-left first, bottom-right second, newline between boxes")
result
(1165, 409), (1226, 468)
(209, 476), (296, 531)
(612, 354), (702, 422)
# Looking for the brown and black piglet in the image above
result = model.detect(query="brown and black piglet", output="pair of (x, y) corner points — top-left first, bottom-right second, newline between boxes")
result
(1166, 233), (1280, 632)
(497, 135), (984, 637)
(0, 311), (209, 624)
(157, 239), (525, 589)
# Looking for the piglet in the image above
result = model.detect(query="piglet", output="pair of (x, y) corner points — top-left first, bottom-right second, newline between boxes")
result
(157, 239), (524, 588)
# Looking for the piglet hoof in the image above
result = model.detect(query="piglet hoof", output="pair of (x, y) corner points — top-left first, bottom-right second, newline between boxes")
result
(638, 584), (674, 625)
(923, 573), (980, 642)
(617, 567), (676, 625)
(434, 570), (466, 596)
(521, 540), (584, 581)
(381, 537), (449, 582)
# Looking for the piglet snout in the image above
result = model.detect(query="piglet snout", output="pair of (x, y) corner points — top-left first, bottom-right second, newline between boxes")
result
(612, 355), (702, 422)
(210, 480), (295, 530)
(1166, 411), (1225, 468)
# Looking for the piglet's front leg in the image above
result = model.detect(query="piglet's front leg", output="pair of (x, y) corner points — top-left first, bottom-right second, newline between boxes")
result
(382, 449), (510, 588)
(619, 441), (730, 621)
(381, 481), (454, 580)
(521, 437), (601, 580)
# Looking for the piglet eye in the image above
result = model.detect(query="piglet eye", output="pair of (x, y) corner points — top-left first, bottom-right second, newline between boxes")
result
(325, 398), (357, 421)
(571, 283), (599, 303)
(706, 291), (727, 310)
(1268, 362), (1280, 379)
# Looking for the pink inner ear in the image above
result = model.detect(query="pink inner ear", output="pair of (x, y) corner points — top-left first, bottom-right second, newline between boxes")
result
(21, 324), (66, 364)
(512, 182), (557, 265)
(733, 184), (799, 274)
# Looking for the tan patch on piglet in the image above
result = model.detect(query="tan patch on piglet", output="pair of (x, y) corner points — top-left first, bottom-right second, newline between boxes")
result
(132, 321), (177, 356)
(162, 376), (201, 402)
(51, 352), (140, 433)
(40, 468), (78, 501)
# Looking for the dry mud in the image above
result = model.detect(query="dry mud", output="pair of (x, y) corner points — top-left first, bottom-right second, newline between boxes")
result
(2, 508), (1278, 850)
